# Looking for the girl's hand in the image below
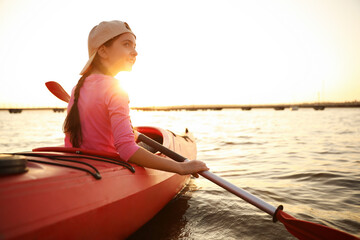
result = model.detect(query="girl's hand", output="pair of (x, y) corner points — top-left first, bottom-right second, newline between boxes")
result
(179, 160), (209, 178)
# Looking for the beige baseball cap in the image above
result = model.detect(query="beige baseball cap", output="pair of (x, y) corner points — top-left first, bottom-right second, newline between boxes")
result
(80, 20), (136, 75)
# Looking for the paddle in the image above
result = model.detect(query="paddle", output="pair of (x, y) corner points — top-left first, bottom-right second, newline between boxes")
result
(46, 81), (359, 240)
(137, 133), (359, 240)
(45, 81), (70, 103)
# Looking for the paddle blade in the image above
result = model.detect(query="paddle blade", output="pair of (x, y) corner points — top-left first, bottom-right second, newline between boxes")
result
(45, 81), (70, 103)
(276, 210), (359, 240)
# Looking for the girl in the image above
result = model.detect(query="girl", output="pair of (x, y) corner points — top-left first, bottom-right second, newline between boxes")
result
(64, 20), (208, 177)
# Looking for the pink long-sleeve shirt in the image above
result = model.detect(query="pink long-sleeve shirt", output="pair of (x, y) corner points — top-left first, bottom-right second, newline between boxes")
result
(65, 74), (139, 161)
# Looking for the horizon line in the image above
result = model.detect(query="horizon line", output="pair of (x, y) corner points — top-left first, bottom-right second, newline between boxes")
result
(1, 100), (359, 111)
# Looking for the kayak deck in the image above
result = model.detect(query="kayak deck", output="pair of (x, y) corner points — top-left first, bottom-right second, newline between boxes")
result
(0, 126), (196, 239)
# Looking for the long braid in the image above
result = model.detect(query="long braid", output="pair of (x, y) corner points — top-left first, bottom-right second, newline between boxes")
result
(63, 71), (90, 147)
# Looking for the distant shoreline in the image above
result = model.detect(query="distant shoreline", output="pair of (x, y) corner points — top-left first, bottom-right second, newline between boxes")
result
(132, 101), (360, 111)
(1, 101), (359, 112)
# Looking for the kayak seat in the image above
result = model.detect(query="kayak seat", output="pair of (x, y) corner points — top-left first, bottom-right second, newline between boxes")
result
(136, 130), (163, 154)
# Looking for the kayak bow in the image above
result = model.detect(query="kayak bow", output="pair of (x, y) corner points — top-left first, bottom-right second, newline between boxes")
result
(0, 126), (196, 239)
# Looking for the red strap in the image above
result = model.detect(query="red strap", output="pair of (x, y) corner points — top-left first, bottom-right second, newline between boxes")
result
(32, 147), (121, 160)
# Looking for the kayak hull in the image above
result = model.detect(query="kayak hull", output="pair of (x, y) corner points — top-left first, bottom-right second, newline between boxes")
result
(12, 169), (188, 239)
(0, 126), (196, 239)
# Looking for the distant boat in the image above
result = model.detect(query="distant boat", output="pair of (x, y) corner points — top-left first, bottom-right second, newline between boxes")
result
(53, 108), (65, 113)
(315, 90), (325, 110)
(8, 109), (22, 114)
(274, 107), (285, 111)
(290, 106), (299, 111)
(314, 106), (325, 110)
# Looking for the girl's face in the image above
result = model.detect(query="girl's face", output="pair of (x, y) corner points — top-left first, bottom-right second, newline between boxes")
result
(100, 32), (137, 75)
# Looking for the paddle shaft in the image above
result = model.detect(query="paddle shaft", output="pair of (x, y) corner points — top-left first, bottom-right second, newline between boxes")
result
(137, 133), (278, 217)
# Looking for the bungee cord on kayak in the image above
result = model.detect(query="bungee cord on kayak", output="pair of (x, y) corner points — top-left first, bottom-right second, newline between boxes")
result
(24, 158), (102, 180)
(28, 149), (136, 172)
(12, 151), (137, 178)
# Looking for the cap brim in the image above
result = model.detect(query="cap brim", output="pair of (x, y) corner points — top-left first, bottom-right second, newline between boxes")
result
(80, 52), (96, 75)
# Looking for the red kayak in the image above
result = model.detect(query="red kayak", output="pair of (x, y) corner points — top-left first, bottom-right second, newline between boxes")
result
(0, 126), (196, 239)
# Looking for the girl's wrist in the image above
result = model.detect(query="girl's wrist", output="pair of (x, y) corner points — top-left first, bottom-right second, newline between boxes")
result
(176, 162), (186, 175)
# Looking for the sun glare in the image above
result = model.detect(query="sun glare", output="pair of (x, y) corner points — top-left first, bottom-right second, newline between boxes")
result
(116, 72), (154, 107)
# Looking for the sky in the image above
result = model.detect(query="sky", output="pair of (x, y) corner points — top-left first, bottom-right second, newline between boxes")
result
(0, 0), (359, 107)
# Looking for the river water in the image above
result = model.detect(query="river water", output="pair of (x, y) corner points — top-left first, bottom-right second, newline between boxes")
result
(0, 108), (359, 239)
